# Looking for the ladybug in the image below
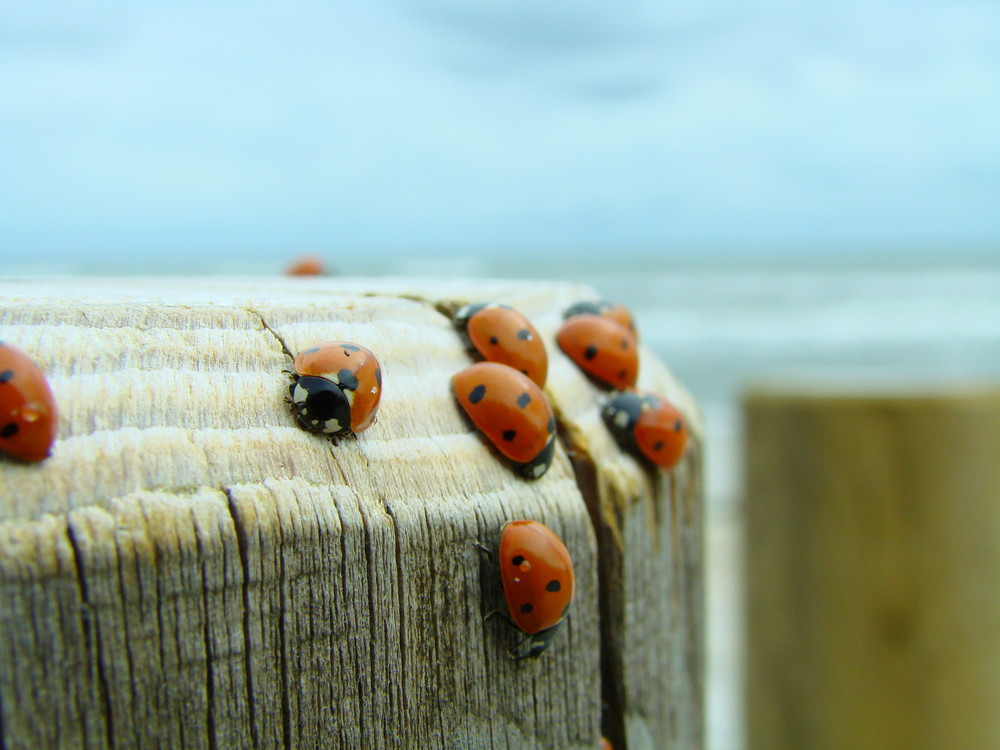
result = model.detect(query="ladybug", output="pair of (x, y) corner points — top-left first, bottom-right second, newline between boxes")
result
(556, 314), (638, 390)
(484, 520), (575, 659)
(0, 341), (58, 462)
(563, 300), (637, 338)
(452, 362), (555, 479)
(602, 390), (687, 471)
(285, 254), (325, 276)
(454, 302), (548, 387)
(601, 738), (614, 750)
(287, 341), (382, 440)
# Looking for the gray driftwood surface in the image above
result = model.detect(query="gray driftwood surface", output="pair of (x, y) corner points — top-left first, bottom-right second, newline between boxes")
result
(0, 277), (703, 750)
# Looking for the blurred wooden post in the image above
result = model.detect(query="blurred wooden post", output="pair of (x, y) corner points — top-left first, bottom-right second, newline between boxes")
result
(744, 384), (1000, 750)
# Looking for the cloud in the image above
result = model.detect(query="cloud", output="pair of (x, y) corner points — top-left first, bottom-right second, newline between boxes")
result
(0, 0), (997, 269)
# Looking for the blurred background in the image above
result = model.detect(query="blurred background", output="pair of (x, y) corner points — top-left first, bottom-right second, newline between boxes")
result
(2, 2), (998, 748)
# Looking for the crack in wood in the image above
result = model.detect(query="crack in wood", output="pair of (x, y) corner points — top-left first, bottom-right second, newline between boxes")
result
(190, 506), (219, 750)
(223, 487), (260, 750)
(65, 518), (115, 747)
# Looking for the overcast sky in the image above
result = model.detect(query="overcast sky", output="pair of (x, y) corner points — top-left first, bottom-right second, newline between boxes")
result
(1, 1), (998, 271)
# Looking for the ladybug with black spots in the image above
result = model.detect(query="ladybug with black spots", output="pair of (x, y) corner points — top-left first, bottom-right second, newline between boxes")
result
(454, 302), (548, 387)
(480, 519), (575, 659)
(287, 341), (383, 441)
(563, 299), (637, 339)
(0, 340), (58, 462)
(284, 254), (325, 276)
(556, 314), (639, 390)
(452, 361), (555, 479)
(602, 390), (687, 471)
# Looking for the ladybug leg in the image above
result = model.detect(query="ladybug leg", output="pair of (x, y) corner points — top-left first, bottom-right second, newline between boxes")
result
(510, 620), (564, 660)
(509, 634), (536, 661)
(483, 609), (518, 631)
(471, 541), (493, 559)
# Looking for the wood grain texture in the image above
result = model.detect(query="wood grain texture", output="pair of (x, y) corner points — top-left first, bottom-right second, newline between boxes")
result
(744, 385), (1000, 750)
(0, 277), (703, 749)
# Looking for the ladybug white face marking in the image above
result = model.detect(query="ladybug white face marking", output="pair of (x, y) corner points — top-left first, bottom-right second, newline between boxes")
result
(289, 376), (352, 437)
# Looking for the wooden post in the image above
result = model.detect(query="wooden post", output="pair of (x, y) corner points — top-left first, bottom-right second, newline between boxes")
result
(744, 384), (1000, 750)
(0, 278), (704, 750)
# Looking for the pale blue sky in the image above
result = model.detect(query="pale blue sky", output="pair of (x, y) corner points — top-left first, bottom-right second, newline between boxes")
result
(1, 1), (998, 272)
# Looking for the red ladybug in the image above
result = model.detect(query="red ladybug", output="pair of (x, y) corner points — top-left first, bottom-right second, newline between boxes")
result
(454, 302), (548, 387)
(602, 390), (687, 471)
(285, 254), (325, 276)
(556, 314), (638, 390)
(486, 520), (575, 659)
(563, 300), (637, 339)
(0, 341), (58, 462)
(452, 362), (555, 479)
(288, 341), (382, 439)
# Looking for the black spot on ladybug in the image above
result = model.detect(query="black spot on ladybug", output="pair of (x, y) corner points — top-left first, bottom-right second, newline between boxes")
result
(304, 347), (320, 355)
(621, 339), (629, 349)
(0, 369), (13, 384)
(516, 392), (531, 409)
(516, 329), (532, 341)
(341, 344), (362, 352)
(469, 384), (486, 404)
(520, 603), (533, 614)
(375, 368), (382, 387)
(338, 369), (360, 391)
(547, 416), (556, 434)
(489, 336), (499, 345)
(502, 429), (516, 442)
(674, 419), (683, 432)
(511, 555), (525, 566)
(653, 441), (664, 452)
(546, 579), (561, 592)
(619, 369), (627, 379)
(584, 345), (598, 360)
(521, 369), (529, 375)
(1, 423), (18, 438)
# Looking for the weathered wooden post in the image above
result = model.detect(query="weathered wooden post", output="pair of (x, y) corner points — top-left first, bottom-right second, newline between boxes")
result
(0, 278), (704, 749)
(744, 384), (1000, 750)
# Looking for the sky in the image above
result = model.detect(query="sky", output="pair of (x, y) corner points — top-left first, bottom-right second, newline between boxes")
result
(1, 0), (998, 272)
